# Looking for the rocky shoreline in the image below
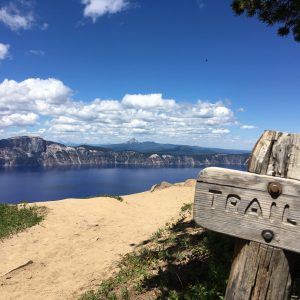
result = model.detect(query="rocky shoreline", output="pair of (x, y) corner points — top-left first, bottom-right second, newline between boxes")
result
(0, 136), (249, 168)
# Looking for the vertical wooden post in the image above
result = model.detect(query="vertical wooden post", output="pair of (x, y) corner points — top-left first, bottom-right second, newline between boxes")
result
(225, 130), (300, 300)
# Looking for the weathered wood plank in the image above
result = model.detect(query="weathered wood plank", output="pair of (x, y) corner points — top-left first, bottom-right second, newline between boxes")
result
(289, 134), (300, 180)
(225, 240), (294, 300)
(248, 130), (276, 175)
(194, 167), (300, 253)
(198, 167), (300, 197)
(224, 130), (299, 300)
(250, 130), (300, 181)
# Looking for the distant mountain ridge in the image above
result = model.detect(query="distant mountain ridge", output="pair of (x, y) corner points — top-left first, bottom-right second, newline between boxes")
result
(0, 136), (249, 167)
(102, 139), (250, 155)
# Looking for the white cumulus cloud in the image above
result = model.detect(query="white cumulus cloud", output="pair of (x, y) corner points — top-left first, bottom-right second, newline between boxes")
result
(82, 0), (128, 21)
(122, 94), (176, 109)
(0, 43), (10, 60)
(0, 3), (34, 31)
(0, 77), (239, 145)
(1, 112), (38, 127)
(0, 78), (72, 110)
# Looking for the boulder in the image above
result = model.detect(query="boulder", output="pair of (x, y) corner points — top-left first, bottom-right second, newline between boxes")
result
(150, 181), (173, 192)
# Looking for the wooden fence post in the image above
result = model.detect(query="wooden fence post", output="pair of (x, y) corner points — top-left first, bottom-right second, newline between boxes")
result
(193, 130), (300, 300)
(225, 130), (299, 300)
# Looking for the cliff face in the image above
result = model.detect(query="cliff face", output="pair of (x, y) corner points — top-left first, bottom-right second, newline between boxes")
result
(0, 136), (249, 167)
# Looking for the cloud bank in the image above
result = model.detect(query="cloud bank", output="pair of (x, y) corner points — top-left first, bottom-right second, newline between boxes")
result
(0, 78), (239, 144)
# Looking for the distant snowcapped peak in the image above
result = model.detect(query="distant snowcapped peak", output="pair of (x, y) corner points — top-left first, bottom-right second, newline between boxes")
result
(126, 138), (140, 144)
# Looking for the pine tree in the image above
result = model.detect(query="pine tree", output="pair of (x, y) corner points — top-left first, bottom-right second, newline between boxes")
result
(232, 0), (300, 41)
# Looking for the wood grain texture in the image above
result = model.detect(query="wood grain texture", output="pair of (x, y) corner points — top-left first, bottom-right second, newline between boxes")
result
(223, 130), (299, 300)
(193, 167), (300, 253)
(225, 239), (295, 300)
(248, 131), (300, 181)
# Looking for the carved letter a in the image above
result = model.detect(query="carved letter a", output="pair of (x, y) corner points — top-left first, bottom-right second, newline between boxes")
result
(245, 199), (263, 218)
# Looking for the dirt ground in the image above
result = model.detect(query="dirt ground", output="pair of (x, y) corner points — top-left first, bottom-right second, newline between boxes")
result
(0, 183), (195, 300)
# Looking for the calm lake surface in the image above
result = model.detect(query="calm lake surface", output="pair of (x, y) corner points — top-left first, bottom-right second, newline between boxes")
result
(0, 165), (246, 204)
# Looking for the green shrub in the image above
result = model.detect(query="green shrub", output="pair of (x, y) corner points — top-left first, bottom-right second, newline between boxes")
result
(0, 203), (46, 239)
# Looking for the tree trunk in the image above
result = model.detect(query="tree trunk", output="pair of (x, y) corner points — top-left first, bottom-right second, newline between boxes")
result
(225, 130), (300, 300)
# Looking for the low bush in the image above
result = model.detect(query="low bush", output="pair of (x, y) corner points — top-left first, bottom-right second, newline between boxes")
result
(0, 203), (46, 239)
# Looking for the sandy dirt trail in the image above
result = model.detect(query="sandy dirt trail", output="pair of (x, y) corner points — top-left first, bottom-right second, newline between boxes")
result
(0, 185), (195, 300)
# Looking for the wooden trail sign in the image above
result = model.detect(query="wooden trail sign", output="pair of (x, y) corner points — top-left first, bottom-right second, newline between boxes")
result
(193, 130), (300, 300)
(194, 167), (300, 253)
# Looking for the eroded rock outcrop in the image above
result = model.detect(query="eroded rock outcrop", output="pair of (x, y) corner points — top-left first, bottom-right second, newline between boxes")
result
(0, 136), (249, 167)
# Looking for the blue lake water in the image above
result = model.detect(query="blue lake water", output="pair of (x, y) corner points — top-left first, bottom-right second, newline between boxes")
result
(0, 165), (246, 204)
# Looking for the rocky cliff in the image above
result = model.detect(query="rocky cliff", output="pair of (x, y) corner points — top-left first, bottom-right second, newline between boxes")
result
(0, 136), (249, 167)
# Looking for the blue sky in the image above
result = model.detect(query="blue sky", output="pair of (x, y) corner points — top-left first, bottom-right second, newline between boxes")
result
(0, 0), (299, 149)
